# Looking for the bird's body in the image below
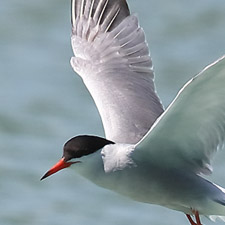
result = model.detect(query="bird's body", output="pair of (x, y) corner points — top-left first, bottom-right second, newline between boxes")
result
(74, 143), (225, 218)
(41, 0), (225, 224)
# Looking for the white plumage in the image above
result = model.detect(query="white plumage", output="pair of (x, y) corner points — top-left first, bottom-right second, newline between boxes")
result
(101, 144), (135, 173)
(43, 1), (225, 224)
(71, 0), (164, 144)
(135, 56), (225, 176)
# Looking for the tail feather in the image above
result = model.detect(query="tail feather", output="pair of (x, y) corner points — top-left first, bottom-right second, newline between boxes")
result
(205, 182), (225, 221)
(213, 183), (225, 206)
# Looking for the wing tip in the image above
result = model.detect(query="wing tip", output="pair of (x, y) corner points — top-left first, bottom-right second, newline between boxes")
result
(200, 54), (225, 75)
(71, 0), (130, 32)
(71, 0), (76, 27)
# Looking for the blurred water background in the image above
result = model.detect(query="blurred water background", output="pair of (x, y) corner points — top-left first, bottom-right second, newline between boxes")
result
(1, 0), (225, 225)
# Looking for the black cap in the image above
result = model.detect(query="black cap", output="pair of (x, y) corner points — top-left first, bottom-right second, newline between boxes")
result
(63, 135), (114, 161)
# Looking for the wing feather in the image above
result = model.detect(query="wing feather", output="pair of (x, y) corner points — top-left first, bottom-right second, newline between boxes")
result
(71, 0), (164, 144)
(134, 56), (225, 175)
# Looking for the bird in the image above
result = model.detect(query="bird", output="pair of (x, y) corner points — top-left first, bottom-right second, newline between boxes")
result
(41, 0), (225, 224)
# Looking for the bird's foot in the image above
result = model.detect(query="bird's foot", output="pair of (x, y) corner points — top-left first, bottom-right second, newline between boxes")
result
(186, 210), (202, 225)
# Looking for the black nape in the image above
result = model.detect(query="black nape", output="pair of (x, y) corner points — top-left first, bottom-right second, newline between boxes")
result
(63, 135), (114, 161)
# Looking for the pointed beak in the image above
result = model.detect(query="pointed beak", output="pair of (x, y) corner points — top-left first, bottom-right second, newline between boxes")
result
(40, 158), (79, 180)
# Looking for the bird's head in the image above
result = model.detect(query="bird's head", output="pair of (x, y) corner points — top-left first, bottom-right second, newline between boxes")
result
(40, 135), (114, 180)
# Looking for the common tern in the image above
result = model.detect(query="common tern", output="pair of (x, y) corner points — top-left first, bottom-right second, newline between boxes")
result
(41, 0), (225, 224)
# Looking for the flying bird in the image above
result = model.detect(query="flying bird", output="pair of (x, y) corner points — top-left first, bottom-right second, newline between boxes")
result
(41, 0), (225, 224)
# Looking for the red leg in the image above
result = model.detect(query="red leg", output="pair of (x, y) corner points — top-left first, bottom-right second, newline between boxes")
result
(186, 211), (202, 225)
(194, 211), (202, 225)
(186, 214), (197, 225)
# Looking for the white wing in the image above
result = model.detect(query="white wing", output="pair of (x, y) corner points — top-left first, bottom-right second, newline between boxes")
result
(70, 0), (164, 144)
(134, 56), (225, 175)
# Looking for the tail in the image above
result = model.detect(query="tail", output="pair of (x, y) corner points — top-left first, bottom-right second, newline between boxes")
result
(206, 183), (225, 222)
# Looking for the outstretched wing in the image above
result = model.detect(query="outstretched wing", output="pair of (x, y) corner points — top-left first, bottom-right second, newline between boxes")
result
(70, 0), (164, 144)
(134, 56), (225, 175)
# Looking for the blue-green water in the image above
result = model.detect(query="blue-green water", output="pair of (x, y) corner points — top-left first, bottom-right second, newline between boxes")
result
(1, 1), (225, 225)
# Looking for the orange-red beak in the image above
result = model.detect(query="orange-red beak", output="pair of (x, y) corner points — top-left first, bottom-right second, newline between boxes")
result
(40, 158), (79, 180)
